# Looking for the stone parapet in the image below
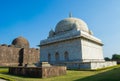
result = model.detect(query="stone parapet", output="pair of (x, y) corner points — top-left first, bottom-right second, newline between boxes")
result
(0, 45), (39, 66)
(9, 66), (66, 78)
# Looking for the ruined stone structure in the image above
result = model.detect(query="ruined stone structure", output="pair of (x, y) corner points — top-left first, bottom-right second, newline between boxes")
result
(40, 15), (116, 69)
(9, 66), (66, 78)
(0, 36), (39, 66)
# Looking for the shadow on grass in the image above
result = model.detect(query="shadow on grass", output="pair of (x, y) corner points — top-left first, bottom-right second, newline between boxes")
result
(74, 67), (120, 81)
(2, 73), (41, 79)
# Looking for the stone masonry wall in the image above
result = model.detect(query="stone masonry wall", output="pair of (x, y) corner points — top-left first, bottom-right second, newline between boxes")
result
(23, 48), (40, 65)
(0, 46), (21, 66)
(0, 45), (40, 66)
(9, 66), (66, 78)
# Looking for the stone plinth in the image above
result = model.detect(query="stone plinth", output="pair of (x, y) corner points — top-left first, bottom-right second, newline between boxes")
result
(60, 61), (117, 70)
(9, 66), (66, 78)
(39, 62), (51, 67)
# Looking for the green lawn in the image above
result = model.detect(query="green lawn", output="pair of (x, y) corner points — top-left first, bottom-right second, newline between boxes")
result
(0, 65), (120, 81)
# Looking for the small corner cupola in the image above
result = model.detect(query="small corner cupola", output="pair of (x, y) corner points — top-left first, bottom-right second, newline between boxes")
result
(48, 29), (55, 38)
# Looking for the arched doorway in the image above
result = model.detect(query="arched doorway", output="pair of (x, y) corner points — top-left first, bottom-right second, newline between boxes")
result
(48, 53), (51, 62)
(55, 52), (59, 62)
(64, 51), (69, 61)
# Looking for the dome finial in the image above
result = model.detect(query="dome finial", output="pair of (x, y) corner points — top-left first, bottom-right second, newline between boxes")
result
(69, 12), (72, 18)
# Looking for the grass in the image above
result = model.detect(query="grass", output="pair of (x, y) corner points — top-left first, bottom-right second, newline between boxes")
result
(0, 65), (120, 81)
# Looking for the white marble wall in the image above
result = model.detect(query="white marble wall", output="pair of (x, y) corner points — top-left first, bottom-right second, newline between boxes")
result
(40, 38), (82, 63)
(58, 61), (117, 69)
(81, 38), (104, 62)
(40, 33), (104, 63)
(90, 61), (117, 69)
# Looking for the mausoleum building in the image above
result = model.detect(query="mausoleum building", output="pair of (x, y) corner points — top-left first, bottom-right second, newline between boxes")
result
(40, 15), (116, 69)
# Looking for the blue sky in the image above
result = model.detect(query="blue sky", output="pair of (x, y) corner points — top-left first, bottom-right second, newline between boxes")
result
(0, 0), (120, 58)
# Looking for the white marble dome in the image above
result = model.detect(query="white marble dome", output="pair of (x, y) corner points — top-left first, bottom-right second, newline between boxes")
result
(55, 17), (89, 34)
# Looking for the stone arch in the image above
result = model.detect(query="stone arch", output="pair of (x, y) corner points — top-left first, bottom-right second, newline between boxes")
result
(48, 53), (51, 62)
(55, 52), (59, 62)
(64, 51), (69, 61)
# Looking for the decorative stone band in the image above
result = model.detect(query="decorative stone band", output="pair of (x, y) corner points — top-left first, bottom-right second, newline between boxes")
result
(81, 59), (105, 62)
(40, 30), (103, 46)
(45, 59), (105, 65)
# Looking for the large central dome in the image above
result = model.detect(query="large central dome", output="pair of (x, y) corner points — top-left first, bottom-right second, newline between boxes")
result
(55, 17), (89, 34)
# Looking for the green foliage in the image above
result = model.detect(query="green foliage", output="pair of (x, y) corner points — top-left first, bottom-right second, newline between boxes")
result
(0, 65), (120, 81)
(104, 57), (111, 61)
(112, 54), (120, 60)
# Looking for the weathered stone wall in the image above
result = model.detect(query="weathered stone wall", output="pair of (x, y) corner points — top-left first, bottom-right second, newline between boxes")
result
(9, 66), (66, 78)
(9, 67), (42, 77)
(0, 45), (39, 66)
(42, 66), (66, 78)
(0, 46), (21, 66)
(23, 48), (40, 65)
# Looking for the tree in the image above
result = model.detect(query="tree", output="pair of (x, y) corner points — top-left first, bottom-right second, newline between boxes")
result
(112, 54), (120, 64)
(112, 54), (120, 60)
(104, 57), (111, 61)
